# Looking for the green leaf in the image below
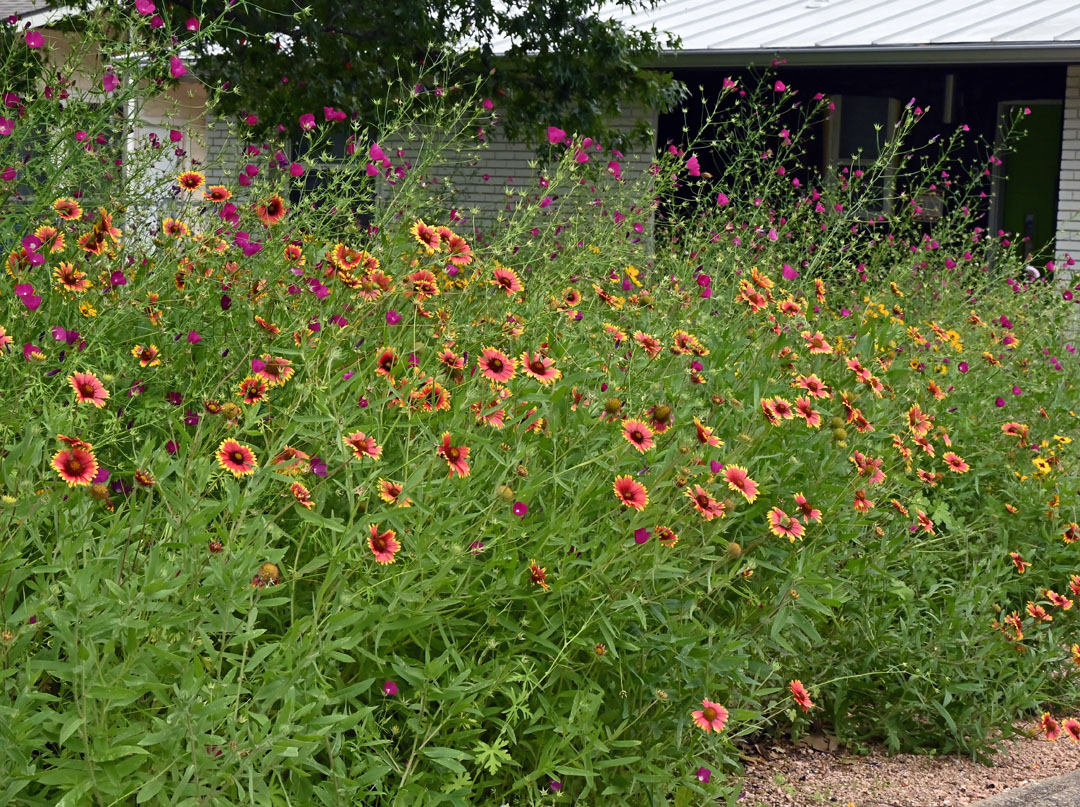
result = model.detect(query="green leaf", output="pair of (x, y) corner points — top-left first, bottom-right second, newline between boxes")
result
(59, 716), (84, 745)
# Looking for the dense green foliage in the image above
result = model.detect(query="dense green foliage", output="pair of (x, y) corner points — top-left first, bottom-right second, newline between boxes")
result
(3, 9), (1080, 807)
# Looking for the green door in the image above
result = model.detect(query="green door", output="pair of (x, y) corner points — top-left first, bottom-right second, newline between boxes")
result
(999, 102), (1063, 263)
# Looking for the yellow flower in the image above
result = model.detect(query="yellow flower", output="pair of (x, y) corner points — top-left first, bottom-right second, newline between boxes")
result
(1055, 434), (1073, 445)
(79, 301), (98, 317)
(1033, 457), (1052, 475)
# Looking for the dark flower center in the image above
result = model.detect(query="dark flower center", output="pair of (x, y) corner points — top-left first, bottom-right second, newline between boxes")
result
(232, 451), (245, 463)
(531, 360), (546, 373)
(489, 359), (503, 372)
(703, 707), (717, 721)
(68, 458), (83, 473)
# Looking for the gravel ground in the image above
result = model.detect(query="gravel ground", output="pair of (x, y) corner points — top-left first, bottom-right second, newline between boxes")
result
(738, 721), (1080, 806)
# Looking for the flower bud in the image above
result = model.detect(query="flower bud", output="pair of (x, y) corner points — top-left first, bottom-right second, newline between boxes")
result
(253, 562), (281, 587)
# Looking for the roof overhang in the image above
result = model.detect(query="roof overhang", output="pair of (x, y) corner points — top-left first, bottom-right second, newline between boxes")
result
(654, 43), (1080, 69)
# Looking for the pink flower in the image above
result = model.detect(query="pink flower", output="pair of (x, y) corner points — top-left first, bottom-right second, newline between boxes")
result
(546, 126), (566, 145)
(0, 117), (13, 136)
(299, 112), (316, 130)
(185, 17), (200, 31)
(103, 72), (119, 93)
(168, 56), (187, 79)
(716, 192), (729, 206)
(135, 0), (155, 14)
(774, 80), (786, 92)
(382, 680), (399, 696)
(686, 155), (700, 176)
(782, 264), (798, 280)
(289, 162), (304, 177)
(691, 699), (728, 732)
(25, 31), (43, 48)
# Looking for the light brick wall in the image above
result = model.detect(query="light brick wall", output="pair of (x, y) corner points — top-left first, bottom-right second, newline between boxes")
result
(203, 115), (241, 186)
(442, 106), (658, 228)
(199, 107), (658, 228)
(1056, 65), (1080, 264)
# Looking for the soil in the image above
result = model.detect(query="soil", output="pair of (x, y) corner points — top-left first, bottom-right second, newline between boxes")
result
(738, 721), (1080, 806)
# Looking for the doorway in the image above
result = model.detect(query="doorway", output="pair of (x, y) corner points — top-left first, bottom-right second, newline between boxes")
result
(996, 101), (1063, 264)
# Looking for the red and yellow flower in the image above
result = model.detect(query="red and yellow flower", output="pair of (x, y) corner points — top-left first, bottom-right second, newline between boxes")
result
(691, 699), (728, 733)
(217, 439), (258, 477)
(613, 475), (648, 511)
(621, 419), (655, 453)
(369, 523), (401, 565)
(344, 431), (383, 461)
(68, 371), (108, 408)
(52, 444), (98, 487)
(436, 433), (470, 478)
(723, 465), (758, 503)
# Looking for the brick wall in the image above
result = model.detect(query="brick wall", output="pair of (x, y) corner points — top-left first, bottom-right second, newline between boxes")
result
(200, 107), (658, 228)
(438, 106), (658, 229)
(1056, 65), (1080, 265)
(203, 114), (241, 186)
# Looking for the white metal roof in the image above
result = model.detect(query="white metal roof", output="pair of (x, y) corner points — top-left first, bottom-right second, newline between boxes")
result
(490, 0), (1080, 62)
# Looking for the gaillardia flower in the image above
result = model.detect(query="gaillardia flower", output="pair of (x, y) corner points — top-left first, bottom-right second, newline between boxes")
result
(369, 523), (401, 564)
(176, 170), (205, 191)
(723, 465), (758, 503)
(478, 347), (516, 383)
(520, 351), (561, 384)
(613, 475), (649, 511)
(790, 680), (814, 712)
(344, 431), (383, 461)
(52, 445), (98, 486)
(767, 507), (805, 542)
(68, 371), (109, 408)
(436, 433), (470, 478)
(691, 699), (728, 733)
(217, 439), (258, 477)
(685, 485), (725, 520)
(621, 419), (655, 453)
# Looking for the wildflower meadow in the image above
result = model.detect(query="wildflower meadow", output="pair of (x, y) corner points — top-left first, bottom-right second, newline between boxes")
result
(3, 6), (1080, 806)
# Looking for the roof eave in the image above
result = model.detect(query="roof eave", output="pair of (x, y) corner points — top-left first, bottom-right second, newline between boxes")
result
(655, 43), (1080, 68)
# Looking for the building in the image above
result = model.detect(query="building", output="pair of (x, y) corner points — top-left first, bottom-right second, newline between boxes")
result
(11, 0), (1080, 262)
(470, 0), (1080, 263)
